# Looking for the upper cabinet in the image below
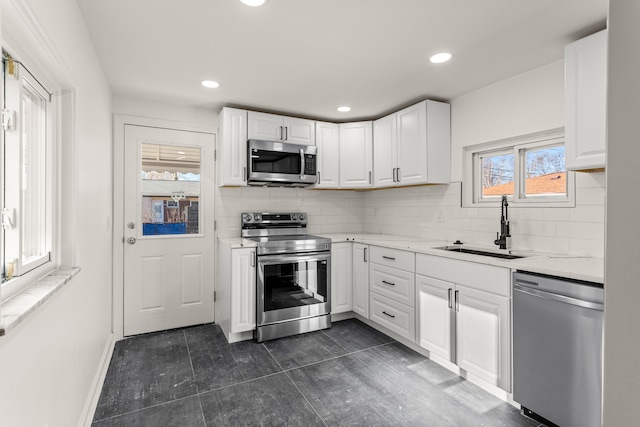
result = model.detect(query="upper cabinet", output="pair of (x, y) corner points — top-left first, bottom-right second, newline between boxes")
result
(315, 121), (341, 188)
(565, 29), (608, 171)
(339, 121), (373, 188)
(373, 100), (451, 187)
(218, 107), (248, 187)
(248, 111), (315, 145)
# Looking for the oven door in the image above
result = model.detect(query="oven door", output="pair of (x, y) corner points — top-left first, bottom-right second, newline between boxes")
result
(256, 251), (331, 326)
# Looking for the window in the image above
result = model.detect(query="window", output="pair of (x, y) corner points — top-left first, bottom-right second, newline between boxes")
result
(463, 129), (574, 207)
(2, 54), (54, 289)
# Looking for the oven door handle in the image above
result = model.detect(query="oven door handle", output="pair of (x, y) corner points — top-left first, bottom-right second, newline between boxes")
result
(300, 148), (305, 178)
(257, 252), (331, 265)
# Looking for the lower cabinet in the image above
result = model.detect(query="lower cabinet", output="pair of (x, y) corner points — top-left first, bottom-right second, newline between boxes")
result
(331, 242), (353, 314)
(352, 243), (370, 318)
(416, 254), (511, 392)
(370, 292), (415, 340)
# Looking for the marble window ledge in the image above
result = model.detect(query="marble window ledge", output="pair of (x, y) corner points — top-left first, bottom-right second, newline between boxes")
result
(0, 267), (81, 336)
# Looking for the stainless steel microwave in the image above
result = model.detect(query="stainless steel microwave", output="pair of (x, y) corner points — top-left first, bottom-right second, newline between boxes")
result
(247, 139), (317, 187)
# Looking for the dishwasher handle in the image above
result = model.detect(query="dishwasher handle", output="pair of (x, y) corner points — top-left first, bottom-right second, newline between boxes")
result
(514, 284), (604, 311)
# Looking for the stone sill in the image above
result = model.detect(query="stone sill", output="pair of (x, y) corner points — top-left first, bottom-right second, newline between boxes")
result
(0, 267), (81, 336)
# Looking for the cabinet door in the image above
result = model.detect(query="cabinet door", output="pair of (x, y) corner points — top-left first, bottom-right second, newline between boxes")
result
(284, 116), (315, 145)
(416, 274), (453, 362)
(248, 111), (283, 141)
(231, 248), (256, 333)
(218, 107), (248, 187)
(352, 243), (369, 318)
(339, 122), (373, 188)
(455, 284), (510, 391)
(373, 113), (397, 187)
(315, 121), (340, 188)
(565, 29), (607, 170)
(396, 101), (428, 185)
(331, 242), (353, 314)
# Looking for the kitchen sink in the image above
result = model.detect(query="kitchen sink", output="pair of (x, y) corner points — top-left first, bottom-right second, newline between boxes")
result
(435, 246), (525, 260)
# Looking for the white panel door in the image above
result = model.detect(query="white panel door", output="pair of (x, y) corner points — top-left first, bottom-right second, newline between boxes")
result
(373, 113), (396, 187)
(248, 111), (283, 141)
(339, 121), (373, 188)
(352, 243), (369, 318)
(455, 284), (510, 391)
(218, 107), (247, 187)
(416, 274), (453, 361)
(396, 101), (428, 185)
(331, 242), (353, 314)
(124, 125), (215, 336)
(284, 116), (315, 145)
(315, 121), (341, 188)
(231, 248), (256, 333)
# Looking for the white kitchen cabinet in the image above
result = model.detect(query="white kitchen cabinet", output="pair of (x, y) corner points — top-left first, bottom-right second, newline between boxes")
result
(315, 121), (341, 188)
(217, 243), (256, 343)
(352, 243), (370, 318)
(217, 107), (248, 187)
(373, 100), (451, 188)
(339, 121), (373, 188)
(370, 292), (415, 341)
(248, 111), (315, 145)
(331, 242), (353, 314)
(415, 253), (511, 391)
(565, 29), (608, 170)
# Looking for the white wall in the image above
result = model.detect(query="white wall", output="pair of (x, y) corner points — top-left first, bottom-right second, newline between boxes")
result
(364, 60), (606, 258)
(0, 0), (113, 426)
(603, 0), (640, 424)
(112, 96), (217, 129)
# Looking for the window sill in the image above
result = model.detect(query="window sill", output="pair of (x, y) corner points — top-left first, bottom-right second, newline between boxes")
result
(0, 267), (81, 336)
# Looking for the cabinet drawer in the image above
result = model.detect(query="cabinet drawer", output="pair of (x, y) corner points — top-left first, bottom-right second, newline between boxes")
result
(370, 246), (415, 271)
(370, 264), (415, 307)
(416, 253), (510, 297)
(370, 292), (415, 341)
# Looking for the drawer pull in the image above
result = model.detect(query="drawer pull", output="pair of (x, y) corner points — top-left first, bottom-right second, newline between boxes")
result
(382, 256), (396, 261)
(381, 280), (395, 286)
(382, 311), (396, 319)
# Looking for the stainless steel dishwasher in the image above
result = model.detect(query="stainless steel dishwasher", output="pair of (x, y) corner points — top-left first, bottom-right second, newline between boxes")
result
(513, 271), (604, 427)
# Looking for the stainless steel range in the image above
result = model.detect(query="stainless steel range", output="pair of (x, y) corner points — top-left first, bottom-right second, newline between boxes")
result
(241, 212), (331, 342)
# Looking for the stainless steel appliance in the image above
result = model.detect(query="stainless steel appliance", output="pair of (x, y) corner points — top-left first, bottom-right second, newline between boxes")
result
(241, 212), (331, 342)
(513, 271), (604, 427)
(247, 139), (317, 187)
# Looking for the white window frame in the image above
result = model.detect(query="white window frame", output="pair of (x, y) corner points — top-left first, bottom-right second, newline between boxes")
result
(462, 128), (575, 208)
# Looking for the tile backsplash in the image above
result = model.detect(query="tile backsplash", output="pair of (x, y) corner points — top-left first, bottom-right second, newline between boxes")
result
(216, 171), (605, 258)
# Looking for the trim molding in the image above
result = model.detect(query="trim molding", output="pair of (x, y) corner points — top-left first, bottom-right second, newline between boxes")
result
(79, 332), (116, 427)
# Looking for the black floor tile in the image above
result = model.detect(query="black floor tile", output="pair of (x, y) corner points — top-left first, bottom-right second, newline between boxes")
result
(185, 324), (282, 392)
(287, 353), (443, 426)
(263, 330), (348, 370)
(322, 318), (394, 352)
(93, 329), (198, 421)
(92, 395), (205, 427)
(199, 373), (324, 427)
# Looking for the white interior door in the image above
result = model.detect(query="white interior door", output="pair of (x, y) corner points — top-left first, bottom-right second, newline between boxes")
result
(123, 125), (215, 336)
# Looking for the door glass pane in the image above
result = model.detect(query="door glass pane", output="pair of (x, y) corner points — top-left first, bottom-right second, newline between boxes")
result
(140, 143), (201, 236)
(480, 152), (514, 198)
(522, 144), (566, 197)
(263, 260), (328, 311)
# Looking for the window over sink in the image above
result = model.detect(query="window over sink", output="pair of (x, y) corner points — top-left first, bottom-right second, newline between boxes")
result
(463, 128), (575, 207)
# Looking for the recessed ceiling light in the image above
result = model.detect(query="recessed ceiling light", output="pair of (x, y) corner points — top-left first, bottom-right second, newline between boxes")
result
(337, 106), (351, 112)
(240, 0), (268, 6)
(201, 80), (220, 88)
(430, 52), (453, 64)
(177, 151), (186, 155)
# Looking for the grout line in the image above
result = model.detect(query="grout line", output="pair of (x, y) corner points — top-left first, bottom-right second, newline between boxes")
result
(183, 330), (200, 394)
(91, 394), (199, 424)
(283, 369), (329, 427)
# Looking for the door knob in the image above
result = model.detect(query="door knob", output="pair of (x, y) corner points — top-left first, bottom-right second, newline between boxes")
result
(127, 237), (136, 245)
(127, 222), (135, 229)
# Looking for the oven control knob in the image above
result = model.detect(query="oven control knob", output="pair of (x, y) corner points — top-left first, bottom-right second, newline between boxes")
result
(298, 214), (305, 220)
(291, 214), (297, 220)
(244, 214), (252, 222)
(254, 214), (260, 221)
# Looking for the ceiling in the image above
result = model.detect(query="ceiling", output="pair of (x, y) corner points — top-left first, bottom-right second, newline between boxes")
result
(75, 0), (608, 122)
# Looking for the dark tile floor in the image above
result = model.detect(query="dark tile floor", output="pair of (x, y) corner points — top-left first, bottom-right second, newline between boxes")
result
(92, 319), (541, 427)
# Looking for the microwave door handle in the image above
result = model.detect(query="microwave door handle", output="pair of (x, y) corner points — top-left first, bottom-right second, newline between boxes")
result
(300, 148), (305, 178)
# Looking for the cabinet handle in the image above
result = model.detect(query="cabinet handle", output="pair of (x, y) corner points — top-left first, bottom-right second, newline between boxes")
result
(394, 168), (398, 182)
(448, 288), (453, 309)
(284, 126), (288, 141)
(279, 126), (283, 140)
(317, 172), (320, 184)
(250, 251), (255, 267)
(382, 256), (396, 261)
(397, 167), (401, 182)
(382, 311), (396, 319)
(369, 171), (372, 184)
(382, 280), (395, 286)
(243, 166), (247, 182)
(364, 247), (367, 262)
(455, 290), (459, 312)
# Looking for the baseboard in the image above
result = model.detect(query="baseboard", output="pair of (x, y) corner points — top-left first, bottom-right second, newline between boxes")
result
(78, 332), (116, 427)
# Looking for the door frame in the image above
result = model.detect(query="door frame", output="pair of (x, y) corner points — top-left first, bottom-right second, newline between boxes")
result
(113, 114), (216, 340)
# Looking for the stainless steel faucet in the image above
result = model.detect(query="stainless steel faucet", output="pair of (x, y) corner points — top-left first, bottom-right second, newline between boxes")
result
(494, 195), (510, 249)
